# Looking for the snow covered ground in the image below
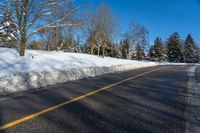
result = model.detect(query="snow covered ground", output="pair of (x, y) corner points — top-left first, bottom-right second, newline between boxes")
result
(0, 48), (160, 95)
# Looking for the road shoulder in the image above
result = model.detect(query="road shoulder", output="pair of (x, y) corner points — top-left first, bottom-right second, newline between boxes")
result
(186, 65), (200, 133)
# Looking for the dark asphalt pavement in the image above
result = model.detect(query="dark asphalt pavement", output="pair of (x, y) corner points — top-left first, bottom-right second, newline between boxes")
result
(0, 65), (197, 133)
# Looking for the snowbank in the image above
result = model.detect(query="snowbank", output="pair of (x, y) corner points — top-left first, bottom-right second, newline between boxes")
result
(0, 48), (160, 95)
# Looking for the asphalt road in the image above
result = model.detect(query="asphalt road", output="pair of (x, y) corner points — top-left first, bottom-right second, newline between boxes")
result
(0, 65), (197, 133)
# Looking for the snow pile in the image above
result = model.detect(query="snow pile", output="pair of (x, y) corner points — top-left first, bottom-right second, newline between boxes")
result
(0, 48), (159, 95)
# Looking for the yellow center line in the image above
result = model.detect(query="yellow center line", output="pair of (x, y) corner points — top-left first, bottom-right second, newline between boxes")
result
(0, 67), (165, 130)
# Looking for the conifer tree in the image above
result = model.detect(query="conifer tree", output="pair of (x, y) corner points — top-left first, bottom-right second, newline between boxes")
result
(149, 46), (155, 59)
(120, 38), (131, 59)
(153, 37), (165, 62)
(135, 43), (145, 60)
(167, 32), (182, 62)
(0, 10), (18, 47)
(183, 34), (199, 63)
(106, 42), (121, 58)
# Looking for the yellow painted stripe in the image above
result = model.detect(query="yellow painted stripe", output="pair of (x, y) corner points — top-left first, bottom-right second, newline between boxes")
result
(0, 67), (164, 130)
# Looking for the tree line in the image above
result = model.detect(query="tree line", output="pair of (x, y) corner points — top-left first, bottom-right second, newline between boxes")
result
(150, 33), (199, 63)
(0, 1), (199, 63)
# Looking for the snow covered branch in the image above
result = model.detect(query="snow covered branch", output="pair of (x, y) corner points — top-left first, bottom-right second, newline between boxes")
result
(1, 0), (82, 56)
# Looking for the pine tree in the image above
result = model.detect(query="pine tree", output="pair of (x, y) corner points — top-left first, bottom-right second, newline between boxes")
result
(153, 37), (165, 62)
(198, 48), (200, 63)
(135, 43), (145, 60)
(149, 45), (155, 60)
(183, 34), (199, 63)
(0, 10), (18, 47)
(118, 41), (124, 58)
(120, 38), (131, 59)
(167, 32), (182, 62)
(115, 43), (122, 58)
(71, 40), (83, 53)
(105, 42), (121, 58)
(64, 37), (84, 53)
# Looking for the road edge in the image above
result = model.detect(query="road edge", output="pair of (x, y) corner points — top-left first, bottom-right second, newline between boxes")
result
(185, 65), (200, 133)
(0, 63), (159, 96)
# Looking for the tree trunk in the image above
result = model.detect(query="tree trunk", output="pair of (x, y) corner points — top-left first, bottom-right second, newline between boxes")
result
(102, 45), (105, 58)
(97, 44), (100, 56)
(90, 45), (94, 55)
(57, 39), (64, 51)
(20, 35), (27, 56)
(47, 41), (50, 51)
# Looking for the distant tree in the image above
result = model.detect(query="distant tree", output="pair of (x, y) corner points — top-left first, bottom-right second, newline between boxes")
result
(85, 4), (119, 57)
(105, 42), (121, 58)
(126, 20), (149, 53)
(183, 34), (199, 63)
(149, 45), (155, 59)
(64, 37), (84, 53)
(0, 10), (18, 47)
(152, 37), (165, 62)
(120, 38), (131, 59)
(41, 0), (82, 51)
(134, 43), (145, 60)
(198, 48), (200, 63)
(28, 41), (42, 50)
(167, 32), (183, 62)
(64, 31), (76, 51)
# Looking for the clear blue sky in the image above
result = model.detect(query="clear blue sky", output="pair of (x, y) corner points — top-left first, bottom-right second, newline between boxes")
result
(90, 0), (200, 45)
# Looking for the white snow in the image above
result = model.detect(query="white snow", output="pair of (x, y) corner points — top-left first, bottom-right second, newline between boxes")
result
(44, 12), (52, 15)
(0, 48), (160, 95)
(0, 48), (199, 95)
(0, 48), (159, 76)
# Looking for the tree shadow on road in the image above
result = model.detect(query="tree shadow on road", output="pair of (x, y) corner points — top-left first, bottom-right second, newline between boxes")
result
(16, 67), (186, 132)
(1, 65), (199, 133)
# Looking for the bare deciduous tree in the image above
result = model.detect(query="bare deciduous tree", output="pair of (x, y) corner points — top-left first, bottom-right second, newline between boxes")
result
(1, 0), (81, 56)
(85, 3), (119, 57)
(41, 0), (82, 51)
(127, 20), (149, 50)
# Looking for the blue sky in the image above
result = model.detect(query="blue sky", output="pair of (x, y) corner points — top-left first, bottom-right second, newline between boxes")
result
(90, 0), (200, 45)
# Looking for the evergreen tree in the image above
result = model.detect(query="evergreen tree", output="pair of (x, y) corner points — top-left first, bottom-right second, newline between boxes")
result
(149, 46), (155, 59)
(167, 32), (182, 62)
(120, 38), (131, 59)
(153, 37), (165, 62)
(118, 41), (124, 58)
(198, 48), (200, 63)
(183, 34), (199, 63)
(0, 10), (18, 47)
(135, 43), (145, 60)
(64, 37), (84, 53)
(106, 42), (122, 58)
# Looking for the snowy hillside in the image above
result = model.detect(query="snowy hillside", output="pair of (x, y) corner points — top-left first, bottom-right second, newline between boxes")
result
(0, 48), (158, 95)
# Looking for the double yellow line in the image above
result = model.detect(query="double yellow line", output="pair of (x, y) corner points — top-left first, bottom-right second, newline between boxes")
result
(0, 67), (164, 130)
